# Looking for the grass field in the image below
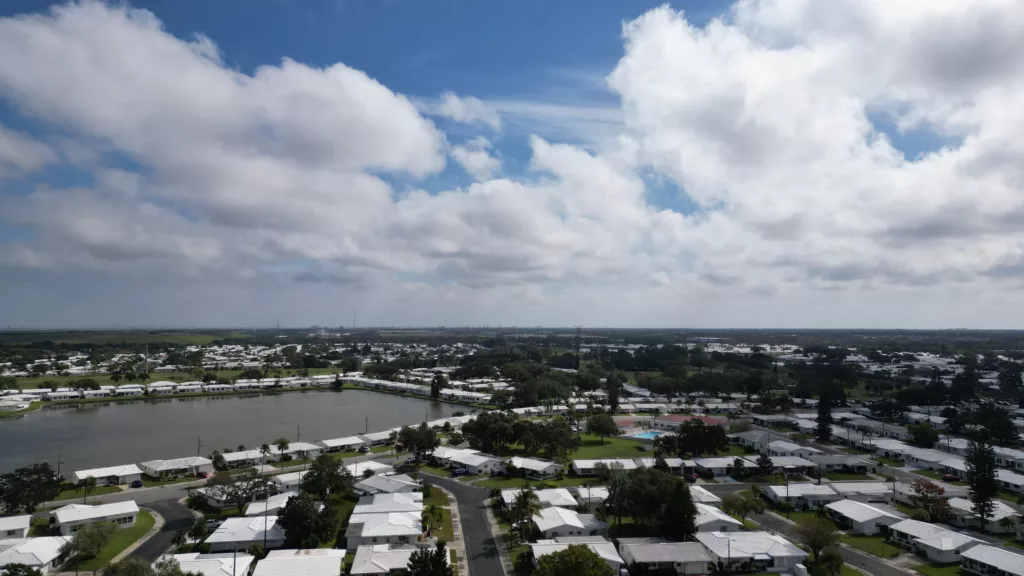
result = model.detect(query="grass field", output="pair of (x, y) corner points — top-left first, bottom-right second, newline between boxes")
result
(74, 510), (156, 570)
(141, 474), (201, 488)
(55, 484), (122, 501)
(824, 472), (872, 481)
(912, 563), (961, 576)
(998, 490), (1021, 503)
(842, 535), (902, 558)
(450, 549), (459, 576)
(435, 508), (455, 542)
(873, 457), (904, 468)
(425, 488), (450, 507)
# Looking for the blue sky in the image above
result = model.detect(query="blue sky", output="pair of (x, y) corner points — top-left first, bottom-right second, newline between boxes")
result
(0, 0), (1017, 329)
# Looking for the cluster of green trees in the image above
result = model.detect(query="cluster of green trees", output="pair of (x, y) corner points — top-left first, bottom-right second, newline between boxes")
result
(396, 423), (441, 460)
(606, 467), (698, 541)
(0, 463), (62, 514)
(652, 419), (728, 457)
(461, 412), (580, 459)
(101, 556), (205, 576)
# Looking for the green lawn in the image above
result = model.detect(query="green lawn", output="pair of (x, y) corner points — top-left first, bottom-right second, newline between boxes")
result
(450, 549), (459, 576)
(841, 566), (862, 576)
(55, 484), (122, 501)
(141, 474), (201, 487)
(573, 435), (651, 459)
(74, 510), (156, 570)
(471, 475), (593, 489)
(842, 535), (902, 558)
(912, 563), (961, 576)
(784, 510), (824, 525)
(435, 508), (455, 542)
(873, 457), (904, 468)
(0, 402), (43, 418)
(840, 447), (872, 455)
(741, 518), (761, 530)
(425, 489), (450, 507)
(896, 503), (923, 516)
(824, 472), (871, 481)
(30, 517), (51, 537)
(214, 467), (256, 478)
(270, 459), (311, 469)
(370, 446), (393, 454)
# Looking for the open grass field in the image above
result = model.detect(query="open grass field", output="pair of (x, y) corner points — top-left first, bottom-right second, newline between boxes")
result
(55, 484), (122, 501)
(74, 509), (156, 570)
(842, 535), (902, 558)
(873, 457), (904, 467)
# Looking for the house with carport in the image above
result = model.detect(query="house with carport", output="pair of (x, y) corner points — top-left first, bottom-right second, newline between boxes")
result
(617, 538), (712, 575)
(695, 531), (807, 572)
(140, 456), (213, 479)
(825, 500), (905, 535)
(72, 464), (142, 486)
(888, 519), (984, 563)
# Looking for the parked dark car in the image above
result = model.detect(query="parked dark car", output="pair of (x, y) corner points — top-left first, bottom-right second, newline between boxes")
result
(683, 473), (698, 483)
(358, 446), (371, 453)
(452, 468), (468, 477)
(130, 480), (143, 488)
(490, 470), (506, 477)
(943, 474), (959, 482)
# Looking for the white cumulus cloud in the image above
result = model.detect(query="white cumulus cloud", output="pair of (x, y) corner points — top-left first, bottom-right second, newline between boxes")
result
(451, 136), (501, 181)
(437, 91), (502, 130)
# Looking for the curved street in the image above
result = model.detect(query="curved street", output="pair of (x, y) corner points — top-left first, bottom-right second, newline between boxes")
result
(421, 473), (505, 576)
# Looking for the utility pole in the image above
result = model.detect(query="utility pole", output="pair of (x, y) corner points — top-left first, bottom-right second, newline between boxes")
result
(197, 436), (203, 456)
(56, 447), (63, 479)
(296, 425), (301, 442)
(365, 415), (369, 435)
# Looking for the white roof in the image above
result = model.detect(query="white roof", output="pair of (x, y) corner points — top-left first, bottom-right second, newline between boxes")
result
(244, 491), (300, 516)
(690, 485), (722, 505)
(205, 516), (285, 544)
(826, 500), (903, 523)
(889, 519), (984, 551)
(696, 531), (807, 560)
(140, 456), (213, 472)
(693, 457), (746, 469)
(320, 436), (364, 448)
(509, 456), (561, 472)
(765, 484), (838, 498)
(0, 537), (71, 568)
(572, 458), (638, 471)
(53, 501), (139, 524)
(0, 516), (30, 533)
(696, 503), (742, 527)
(353, 474), (420, 494)
(531, 541), (623, 566)
(532, 507), (607, 532)
(500, 488), (577, 508)
(273, 471), (307, 486)
(618, 540), (711, 563)
(768, 440), (821, 454)
(252, 549), (346, 576)
(353, 493), (424, 515)
(449, 452), (499, 467)
(962, 545), (1024, 576)
(828, 482), (892, 495)
(350, 545), (433, 575)
(949, 497), (1019, 522)
(360, 431), (393, 442)
(431, 446), (478, 460)
(167, 553), (256, 576)
(73, 464), (142, 481)
(572, 486), (610, 502)
(346, 461), (394, 477)
(347, 513), (421, 538)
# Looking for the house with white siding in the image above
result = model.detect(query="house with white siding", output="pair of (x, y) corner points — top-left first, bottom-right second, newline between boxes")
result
(617, 538), (712, 575)
(961, 545), (1024, 576)
(140, 456), (214, 478)
(695, 531), (807, 572)
(0, 536), (72, 574)
(51, 501), (140, 536)
(532, 507), (608, 539)
(825, 500), (905, 535)
(888, 519), (984, 563)
(0, 516), (31, 539)
(73, 464), (143, 486)
(205, 516), (286, 553)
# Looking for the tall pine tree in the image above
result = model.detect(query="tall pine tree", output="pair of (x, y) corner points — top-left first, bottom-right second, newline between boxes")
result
(815, 389), (834, 443)
(965, 439), (998, 530)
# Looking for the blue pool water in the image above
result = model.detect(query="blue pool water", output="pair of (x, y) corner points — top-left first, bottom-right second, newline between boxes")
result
(629, 430), (665, 440)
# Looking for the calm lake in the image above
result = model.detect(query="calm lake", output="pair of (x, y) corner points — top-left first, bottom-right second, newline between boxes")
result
(0, 389), (463, 474)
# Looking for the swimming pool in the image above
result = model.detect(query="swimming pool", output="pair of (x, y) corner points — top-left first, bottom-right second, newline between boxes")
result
(629, 430), (666, 440)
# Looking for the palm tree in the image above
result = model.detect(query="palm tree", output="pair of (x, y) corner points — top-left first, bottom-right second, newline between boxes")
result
(81, 477), (97, 504)
(188, 519), (207, 544)
(819, 547), (844, 576)
(260, 444), (272, 472)
(274, 437), (290, 455)
(999, 516), (1018, 534)
(423, 504), (444, 534)
(172, 529), (187, 550)
(512, 489), (541, 530)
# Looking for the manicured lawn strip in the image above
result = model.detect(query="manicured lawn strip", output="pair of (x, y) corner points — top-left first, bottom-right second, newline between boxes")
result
(873, 457), (904, 467)
(784, 510), (821, 525)
(435, 508), (455, 542)
(214, 468), (256, 479)
(841, 566), (862, 576)
(842, 535), (901, 558)
(450, 549), (459, 576)
(912, 563), (962, 576)
(470, 475), (593, 489)
(75, 510), (155, 570)
(424, 489), (449, 507)
(55, 484), (122, 501)
(841, 447), (872, 455)
(370, 446), (393, 454)
(998, 490), (1021, 503)
(896, 503), (923, 516)
(271, 459), (311, 469)
(572, 435), (650, 459)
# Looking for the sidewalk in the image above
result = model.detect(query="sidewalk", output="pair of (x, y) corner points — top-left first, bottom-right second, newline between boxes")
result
(482, 502), (514, 576)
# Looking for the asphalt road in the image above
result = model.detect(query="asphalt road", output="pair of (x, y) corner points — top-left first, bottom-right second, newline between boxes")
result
(132, 500), (195, 562)
(422, 473), (504, 576)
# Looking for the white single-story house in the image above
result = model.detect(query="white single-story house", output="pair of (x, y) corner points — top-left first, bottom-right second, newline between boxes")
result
(532, 507), (608, 539)
(353, 493), (423, 515)
(115, 387), (145, 397)
(430, 447), (479, 467)
(904, 449), (954, 470)
(346, 461), (395, 478)
(828, 482), (892, 501)
(695, 503), (742, 532)
(500, 488), (577, 509)
(508, 456), (562, 479)
(350, 544), (439, 575)
(51, 501), (140, 536)
(251, 548), (345, 576)
(572, 486), (610, 510)
(617, 538), (712, 575)
(72, 464), (143, 486)
(45, 391), (81, 401)
(0, 536), (72, 574)
(807, 455), (874, 474)
(448, 452), (503, 475)
(763, 484), (841, 509)
(205, 516), (286, 553)
(635, 457), (685, 474)
(140, 456), (214, 478)
(825, 500), (906, 535)
(961, 545), (1024, 576)
(947, 497), (1020, 533)
(729, 431), (773, 452)
(893, 481), (967, 506)
(244, 491), (310, 517)
(0, 516), (31, 539)
(353, 474), (421, 496)
(221, 449), (268, 469)
(272, 471), (307, 491)
(695, 531), (807, 572)
(345, 512), (422, 550)
(888, 519), (984, 563)
(319, 436), (365, 453)
(273, 442), (323, 461)
(766, 440), (822, 459)
(690, 485), (723, 506)
(531, 537), (624, 572)
(359, 431), (393, 447)
(165, 552), (256, 576)
(571, 458), (639, 476)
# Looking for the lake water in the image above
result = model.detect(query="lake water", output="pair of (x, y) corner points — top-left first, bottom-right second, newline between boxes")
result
(0, 389), (463, 474)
